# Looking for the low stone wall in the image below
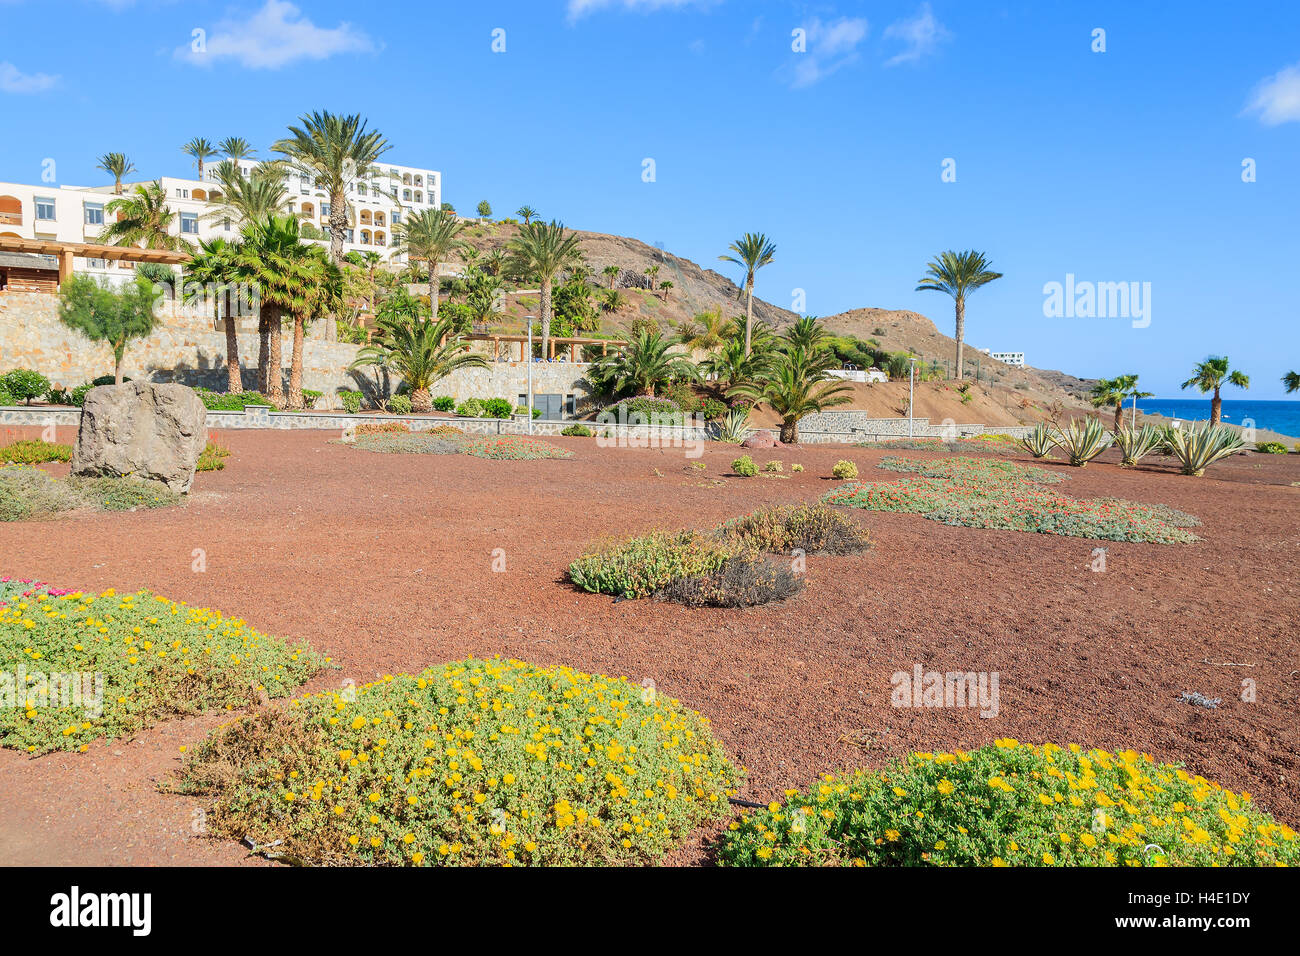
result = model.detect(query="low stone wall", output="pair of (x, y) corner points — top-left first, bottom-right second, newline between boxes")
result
(1, 401), (1034, 445)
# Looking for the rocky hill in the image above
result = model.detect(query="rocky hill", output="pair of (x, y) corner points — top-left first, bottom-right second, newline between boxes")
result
(444, 220), (1094, 413)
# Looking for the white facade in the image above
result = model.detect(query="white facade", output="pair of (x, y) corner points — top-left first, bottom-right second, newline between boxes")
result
(990, 351), (1025, 366)
(0, 157), (440, 283)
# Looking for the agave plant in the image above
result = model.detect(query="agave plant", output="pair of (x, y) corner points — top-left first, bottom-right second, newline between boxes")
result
(1111, 424), (1164, 467)
(1164, 424), (1245, 477)
(1052, 417), (1113, 467)
(716, 406), (752, 444)
(1020, 424), (1054, 459)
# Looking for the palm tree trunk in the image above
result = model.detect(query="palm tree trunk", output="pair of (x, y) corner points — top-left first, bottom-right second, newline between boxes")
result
(288, 313), (306, 408)
(257, 313), (271, 394)
(429, 264), (439, 322)
(781, 418), (798, 444)
(411, 387), (432, 414)
(329, 189), (346, 265)
(743, 278), (754, 357)
(223, 302), (242, 394)
(1211, 388), (1222, 426)
(540, 277), (553, 358)
(953, 296), (965, 380)
(114, 343), (125, 385)
(1113, 402), (1123, 432)
(267, 313), (284, 407)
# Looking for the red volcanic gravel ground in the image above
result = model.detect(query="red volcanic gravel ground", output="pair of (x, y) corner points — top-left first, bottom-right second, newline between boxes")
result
(1, 427), (1298, 866)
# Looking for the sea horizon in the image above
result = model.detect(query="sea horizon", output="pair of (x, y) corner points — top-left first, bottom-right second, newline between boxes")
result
(1136, 397), (1300, 439)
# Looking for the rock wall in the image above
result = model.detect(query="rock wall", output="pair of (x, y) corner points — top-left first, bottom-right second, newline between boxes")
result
(0, 291), (592, 411)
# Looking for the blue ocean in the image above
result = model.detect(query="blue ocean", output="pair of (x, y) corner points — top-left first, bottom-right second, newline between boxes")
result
(1135, 399), (1300, 438)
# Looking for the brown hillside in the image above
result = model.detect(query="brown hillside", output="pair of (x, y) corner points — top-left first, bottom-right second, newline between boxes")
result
(442, 220), (1093, 413)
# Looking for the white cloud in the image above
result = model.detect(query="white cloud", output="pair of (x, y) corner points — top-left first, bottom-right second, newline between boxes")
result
(1244, 62), (1300, 125)
(883, 2), (950, 67)
(175, 0), (375, 70)
(567, 0), (716, 20)
(790, 17), (869, 89)
(0, 61), (58, 93)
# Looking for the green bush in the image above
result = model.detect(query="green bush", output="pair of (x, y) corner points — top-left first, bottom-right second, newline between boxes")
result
(515, 405), (542, 419)
(91, 375), (127, 386)
(2, 369), (51, 405)
(0, 439), (72, 464)
(481, 398), (513, 419)
(302, 389), (322, 409)
(432, 396), (456, 412)
(831, 460), (858, 479)
(196, 441), (230, 472)
(791, 464), (804, 473)
(764, 460), (783, 473)
(731, 455), (757, 477)
(0, 388), (14, 407)
(46, 386), (70, 405)
(698, 397), (727, 421)
(610, 396), (684, 426)
(0, 587), (325, 754)
(1255, 441), (1287, 454)
(170, 657), (738, 866)
(718, 741), (1299, 867)
(339, 390), (363, 415)
(387, 394), (412, 415)
(196, 389), (272, 411)
(562, 424), (593, 437)
(69, 383), (94, 407)
(456, 398), (485, 418)
(569, 531), (743, 599)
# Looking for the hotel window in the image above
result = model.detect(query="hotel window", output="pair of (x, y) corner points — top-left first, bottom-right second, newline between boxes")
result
(35, 197), (56, 220)
(84, 202), (104, 225)
(223, 217), (232, 232)
(403, 189), (411, 201)
(357, 184), (367, 196)
(321, 204), (331, 218)
(180, 212), (199, 234)
(345, 228), (354, 242)
(176, 188), (190, 199)
(391, 211), (401, 225)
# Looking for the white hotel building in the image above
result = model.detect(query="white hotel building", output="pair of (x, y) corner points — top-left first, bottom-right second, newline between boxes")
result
(0, 159), (440, 284)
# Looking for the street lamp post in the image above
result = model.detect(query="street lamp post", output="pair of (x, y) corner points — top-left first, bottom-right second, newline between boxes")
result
(525, 316), (534, 436)
(907, 357), (918, 438)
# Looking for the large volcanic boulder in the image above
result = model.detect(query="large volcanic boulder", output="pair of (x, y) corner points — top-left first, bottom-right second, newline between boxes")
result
(742, 429), (782, 449)
(71, 383), (207, 493)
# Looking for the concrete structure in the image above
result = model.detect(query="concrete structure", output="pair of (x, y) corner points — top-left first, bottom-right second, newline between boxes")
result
(828, 367), (889, 384)
(990, 351), (1025, 366)
(0, 156), (440, 287)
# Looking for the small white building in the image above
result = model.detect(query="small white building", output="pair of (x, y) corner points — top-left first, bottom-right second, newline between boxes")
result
(990, 351), (1025, 366)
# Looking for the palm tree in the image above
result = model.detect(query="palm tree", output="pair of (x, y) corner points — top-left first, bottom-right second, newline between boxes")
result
(344, 250), (383, 311)
(782, 315), (831, 355)
(95, 152), (136, 195)
(729, 340), (853, 444)
(590, 329), (698, 398)
(182, 137), (218, 180)
(1119, 374), (1154, 429)
(100, 182), (190, 251)
(185, 237), (244, 393)
(700, 330), (774, 392)
(915, 250), (1003, 380)
(676, 306), (728, 353)
(602, 264), (619, 289)
(1181, 357), (1249, 426)
(1283, 371), (1299, 394)
(599, 289), (626, 314)
(350, 313), (488, 413)
(392, 208), (466, 321)
(205, 161), (288, 228)
(272, 111), (391, 266)
(218, 136), (256, 169)
(1089, 377), (1128, 431)
(508, 220), (583, 358)
(643, 264), (659, 290)
(516, 205), (538, 225)
(719, 232), (776, 356)
(236, 215), (329, 406)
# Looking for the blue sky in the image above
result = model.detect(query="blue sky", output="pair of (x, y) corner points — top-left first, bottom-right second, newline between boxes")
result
(2, 0), (1298, 397)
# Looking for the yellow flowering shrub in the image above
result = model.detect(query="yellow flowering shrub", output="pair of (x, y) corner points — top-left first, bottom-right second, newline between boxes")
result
(0, 588), (326, 755)
(719, 741), (1297, 867)
(173, 657), (740, 866)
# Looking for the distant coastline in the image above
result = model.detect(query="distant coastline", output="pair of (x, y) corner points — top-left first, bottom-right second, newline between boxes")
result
(1134, 398), (1300, 444)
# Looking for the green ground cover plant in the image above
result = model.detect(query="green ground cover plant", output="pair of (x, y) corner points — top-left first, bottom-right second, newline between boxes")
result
(0, 587), (326, 754)
(0, 439), (72, 464)
(718, 740), (1298, 867)
(196, 441), (231, 472)
(170, 657), (739, 866)
(0, 467), (181, 521)
(824, 456), (1198, 544)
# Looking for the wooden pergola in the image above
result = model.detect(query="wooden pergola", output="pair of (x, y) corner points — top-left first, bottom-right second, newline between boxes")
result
(0, 236), (191, 284)
(464, 332), (627, 363)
